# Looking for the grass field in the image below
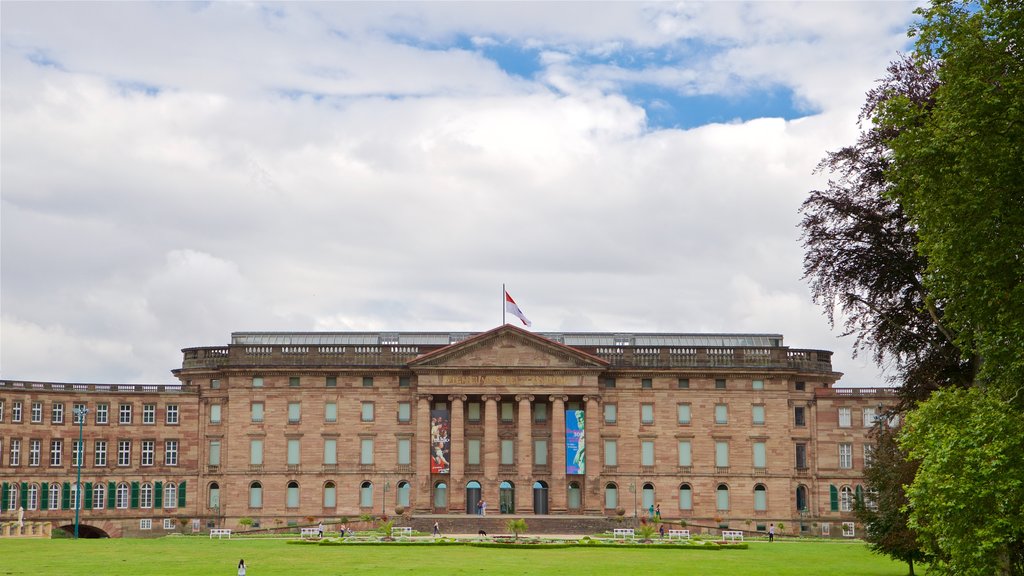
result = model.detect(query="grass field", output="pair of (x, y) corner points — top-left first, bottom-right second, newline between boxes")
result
(0, 538), (909, 576)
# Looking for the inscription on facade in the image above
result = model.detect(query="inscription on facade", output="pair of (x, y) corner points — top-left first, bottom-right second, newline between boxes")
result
(443, 375), (575, 386)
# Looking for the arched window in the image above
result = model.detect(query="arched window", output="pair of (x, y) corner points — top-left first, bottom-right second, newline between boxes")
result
(116, 483), (130, 509)
(433, 482), (447, 508)
(465, 481), (481, 514)
(678, 483), (692, 510)
(49, 483), (61, 510)
(164, 482), (178, 509)
(249, 482), (263, 508)
(92, 483), (105, 510)
(140, 483), (153, 509)
(360, 481), (373, 507)
(605, 483), (618, 509)
(642, 482), (655, 512)
(795, 485), (808, 512)
(567, 482), (581, 510)
(716, 484), (729, 511)
(499, 481), (515, 514)
(287, 481), (300, 508)
(396, 481), (410, 507)
(209, 482), (220, 509)
(323, 482), (336, 508)
(70, 483), (80, 511)
(840, 485), (853, 512)
(7, 484), (18, 511)
(27, 484), (38, 510)
(754, 484), (767, 511)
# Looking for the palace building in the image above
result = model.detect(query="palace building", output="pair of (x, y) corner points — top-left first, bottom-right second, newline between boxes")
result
(0, 324), (892, 537)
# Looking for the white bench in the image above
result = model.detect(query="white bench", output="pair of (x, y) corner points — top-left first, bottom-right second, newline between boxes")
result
(393, 527), (413, 537)
(722, 530), (744, 541)
(300, 527), (321, 538)
(668, 529), (690, 540)
(612, 528), (635, 539)
(209, 529), (232, 539)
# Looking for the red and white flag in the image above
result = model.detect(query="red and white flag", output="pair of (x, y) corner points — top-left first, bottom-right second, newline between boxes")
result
(504, 290), (532, 327)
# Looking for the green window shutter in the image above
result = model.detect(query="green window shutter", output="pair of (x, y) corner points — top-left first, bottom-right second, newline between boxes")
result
(154, 481), (163, 508)
(855, 485), (864, 508)
(130, 482), (140, 509)
(829, 484), (839, 512)
(1, 482), (8, 510)
(21, 483), (29, 509)
(108, 482), (117, 508)
(40, 483), (50, 509)
(61, 482), (70, 509)
(84, 483), (93, 509)
(177, 481), (186, 508)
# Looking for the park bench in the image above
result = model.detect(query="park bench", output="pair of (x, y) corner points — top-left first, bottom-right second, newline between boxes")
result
(393, 527), (413, 537)
(722, 530), (744, 542)
(667, 529), (690, 540)
(209, 528), (232, 539)
(300, 527), (321, 538)
(612, 528), (635, 539)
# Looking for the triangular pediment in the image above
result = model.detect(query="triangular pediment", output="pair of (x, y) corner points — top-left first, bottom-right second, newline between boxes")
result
(409, 325), (608, 370)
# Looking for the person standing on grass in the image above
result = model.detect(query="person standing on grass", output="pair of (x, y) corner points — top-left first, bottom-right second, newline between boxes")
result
(769, 523), (775, 543)
(317, 521), (324, 539)
(237, 559), (246, 576)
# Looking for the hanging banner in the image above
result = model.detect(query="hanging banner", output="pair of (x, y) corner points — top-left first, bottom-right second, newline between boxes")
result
(430, 410), (450, 474)
(566, 409), (585, 475)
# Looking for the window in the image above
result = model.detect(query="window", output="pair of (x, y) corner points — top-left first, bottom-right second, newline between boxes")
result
(397, 402), (411, 422)
(209, 405), (221, 424)
(467, 402), (481, 423)
(752, 405), (765, 425)
(362, 377), (374, 388)
(288, 402), (301, 423)
(842, 522), (855, 537)
(360, 481), (373, 507)
(753, 442), (767, 469)
(467, 439), (481, 466)
(501, 439), (514, 465)
(602, 377), (616, 389)
(533, 403), (548, 422)
(360, 438), (374, 465)
(839, 443), (853, 469)
(318, 439), (335, 465)
(27, 484), (38, 510)
(52, 402), (64, 424)
(605, 483), (618, 509)
(716, 484), (729, 510)
(93, 484), (105, 510)
(604, 440), (618, 467)
(252, 376), (263, 388)
(140, 519), (152, 530)
(361, 402), (374, 422)
(678, 483), (693, 510)
(72, 403), (85, 424)
(533, 439), (547, 466)
(677, 403), (692, 425)
(796, 443), (808, 469)
(715, 379), (727, 389)
(209, 440), (221, 466)
(397, 438), (411, 465)
(677, 440), (692, 467)
(50, 440), (62, 466)
(641, 440), (655, 467)
(164, 482), (177, 509)
(287, 439), (301, 466)
(604, 403), (617, 424)
(71, 440), (83, 466)
(752, 379), (765, 390)
(48, 483), (61, 510)
(250, 440), (263, 465)
(323, 482), (336, 507)
(641, 404), (654, 425)
(838, 407), (852, 428)
(119, 404), (132, 425)
(796, 485), (809, 512)
(397, 481), (410, 507)
(9, 439), (20, 467)
(715, 441), (729, 468)
(211, 379), (221, 389)
(251, 402), (264, 423)
(31, 401), (43, 423)
(862, 407), (877, 428)
(29, 439), (41, 466)
(641, 378), (653, 389)
(399, 376), (410, 388)
(715, 404), (728, 424)
(323, 376), (337, 388)
(143, 404), (156, 424)
(287, 481), (299, 508)
(289, 376), (300, 388)
(163, 518), (175, 530)
(6, 484), (17, 510)
(94, 440), (107, 467)
(789, 407), (805, 429)
(500, 402), (514, 422)
(433, 482), (447, 508)
(795, 381), (806, 391)
(166, 405), (179, 425)
(754, 484), (767, 511)
(840, 486), (853, 512)
(0, 400), (4, 421)
(95, 403), (108, 424)
(165, 440), (178, 466)
(864, 444), (875, 468)
(12, 401), (23, 422)
(141, 440), (155, 466)
(116, 483), (129, 509)
(140, 483), (153, 509)
(249, 482), (263, 508)
(678, 378), (689, 389)
(325, 402), (338, 423)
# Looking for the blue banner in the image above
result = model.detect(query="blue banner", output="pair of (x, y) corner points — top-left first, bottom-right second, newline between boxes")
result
(566, 409), (585, 475)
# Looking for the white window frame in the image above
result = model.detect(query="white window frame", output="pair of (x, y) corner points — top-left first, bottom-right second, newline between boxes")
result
(165, 440), (179, 466)
(166, 405), (179, 425)
(50, 439), (62, 467)
(118, 440), (131, 467)
(839, 443), (853, 469)
(838, 407), (852, 428)
(143, 404), (156, 425)
(140, 519), (153, 530)
(141, 440), (155, 467)
(12, 401), (23, 423)
(9, 439), (20, 466)
(842, 522), (856, 537)
(29, 439), (41, 467)
(52, 402), (64, 424)
(119, 404), (132, 425)
(31, 402), (43, 423)
(95, 403), (108, 425)
(94, 440), (107, 467)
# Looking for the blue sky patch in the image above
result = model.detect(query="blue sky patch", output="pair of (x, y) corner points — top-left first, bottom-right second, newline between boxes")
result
(623, 83), (817, 130)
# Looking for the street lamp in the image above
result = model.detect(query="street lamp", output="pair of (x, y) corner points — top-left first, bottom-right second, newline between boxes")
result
(73, 406), (89, 539)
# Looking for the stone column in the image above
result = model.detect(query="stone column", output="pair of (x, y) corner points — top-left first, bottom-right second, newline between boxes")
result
(415, 394), (432, 512)
(549, 395), (568, 513)
(448, 394), (466, 514)
(583, 395), (602, 514)
(516, 394), (534, 513)
(483, 394), (500, 509)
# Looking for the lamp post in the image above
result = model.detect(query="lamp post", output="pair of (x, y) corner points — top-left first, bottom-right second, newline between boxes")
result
(629, 481), (637, 519)
(73, 406), (89, 539)
(382, 480), (391, 517)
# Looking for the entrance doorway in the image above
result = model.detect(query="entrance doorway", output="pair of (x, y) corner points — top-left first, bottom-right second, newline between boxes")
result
(433, 482), (447, 512)
(466, 481), (481, 514)
(499, 481), (515, 514)
(533, 481), (549, 514)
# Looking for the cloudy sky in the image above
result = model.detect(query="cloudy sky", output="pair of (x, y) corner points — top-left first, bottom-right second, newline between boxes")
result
(1, 1), (917, 385)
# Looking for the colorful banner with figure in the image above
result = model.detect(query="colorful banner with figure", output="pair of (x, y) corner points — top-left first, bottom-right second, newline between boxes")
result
(430, 410), (450, 474)
(566, 409), (585, 475)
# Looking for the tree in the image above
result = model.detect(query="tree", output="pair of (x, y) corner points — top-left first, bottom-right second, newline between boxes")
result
(505, 518), (528, 542)
(856, 421), (928, 575)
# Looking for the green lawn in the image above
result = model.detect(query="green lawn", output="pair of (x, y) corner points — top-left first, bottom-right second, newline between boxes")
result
(0, 538), (909, 576)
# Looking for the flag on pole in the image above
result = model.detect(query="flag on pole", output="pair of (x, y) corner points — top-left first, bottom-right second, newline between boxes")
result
(504, 290), (532, 327)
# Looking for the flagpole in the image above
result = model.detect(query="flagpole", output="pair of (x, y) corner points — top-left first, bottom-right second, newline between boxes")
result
(502, 283), (506, 325)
